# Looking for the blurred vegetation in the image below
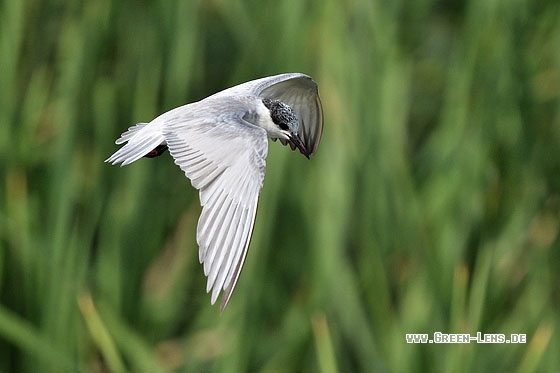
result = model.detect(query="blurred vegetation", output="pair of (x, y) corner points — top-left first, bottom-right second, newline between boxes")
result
(1, 0), (559, 371)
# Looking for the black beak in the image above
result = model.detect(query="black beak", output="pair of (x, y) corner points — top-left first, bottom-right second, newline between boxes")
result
(290, 132), (310, 159)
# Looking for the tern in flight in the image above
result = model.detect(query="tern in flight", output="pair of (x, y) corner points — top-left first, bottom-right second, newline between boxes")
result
(106, 73), (323, 310)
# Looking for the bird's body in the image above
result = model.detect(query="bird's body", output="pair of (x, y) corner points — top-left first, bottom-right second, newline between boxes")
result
(106, 73), (323, 310)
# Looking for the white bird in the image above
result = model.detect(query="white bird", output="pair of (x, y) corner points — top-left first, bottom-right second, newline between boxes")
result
(106, 73), (323, 310)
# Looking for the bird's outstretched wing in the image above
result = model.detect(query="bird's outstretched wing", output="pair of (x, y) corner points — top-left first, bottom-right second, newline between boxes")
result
(164, 112), (268, 310)
(212, 73), (324, 156)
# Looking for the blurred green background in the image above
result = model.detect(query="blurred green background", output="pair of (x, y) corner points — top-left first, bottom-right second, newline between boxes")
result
(1, 0), (559, 371)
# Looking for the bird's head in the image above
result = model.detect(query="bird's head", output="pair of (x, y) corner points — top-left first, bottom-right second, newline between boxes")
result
(262, 97), (309, 158)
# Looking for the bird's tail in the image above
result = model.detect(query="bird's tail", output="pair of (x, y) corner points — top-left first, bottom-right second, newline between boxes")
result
(105, 123), (165, 166)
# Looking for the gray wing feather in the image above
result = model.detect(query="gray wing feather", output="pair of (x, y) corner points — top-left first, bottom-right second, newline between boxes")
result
(211, 73), (324, 155)
(164, 113), (268, 310)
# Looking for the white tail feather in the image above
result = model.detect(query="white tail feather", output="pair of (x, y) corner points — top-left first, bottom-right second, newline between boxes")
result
(105, 123), (165, 166)
(115, 123), (148, 144)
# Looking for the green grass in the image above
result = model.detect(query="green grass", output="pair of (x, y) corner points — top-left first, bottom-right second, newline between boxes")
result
(1, 0), (559, 371)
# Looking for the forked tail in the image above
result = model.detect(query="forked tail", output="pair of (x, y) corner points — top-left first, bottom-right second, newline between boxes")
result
(105, 123), (165, 166)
